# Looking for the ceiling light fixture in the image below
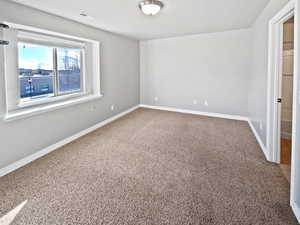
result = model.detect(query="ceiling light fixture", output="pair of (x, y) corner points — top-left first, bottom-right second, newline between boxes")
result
(138, 0), (164, 16)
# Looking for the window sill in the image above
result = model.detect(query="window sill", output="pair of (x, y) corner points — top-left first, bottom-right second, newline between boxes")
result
(18, 92), (86, 108)
(4, 94), (103, 122)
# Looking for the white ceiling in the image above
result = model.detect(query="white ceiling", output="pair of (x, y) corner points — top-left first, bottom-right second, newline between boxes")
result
(12, 0), (270, 40)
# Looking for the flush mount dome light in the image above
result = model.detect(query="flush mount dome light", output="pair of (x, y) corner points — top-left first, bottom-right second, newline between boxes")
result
(139, 0), (164, 16)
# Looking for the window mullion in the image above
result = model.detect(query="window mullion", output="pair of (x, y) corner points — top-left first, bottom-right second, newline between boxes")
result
(53, 48), (59, 96)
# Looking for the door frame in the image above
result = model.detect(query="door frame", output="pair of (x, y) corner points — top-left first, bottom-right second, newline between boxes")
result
(266, 0), (300, 222)
(266, 0), (294, 164)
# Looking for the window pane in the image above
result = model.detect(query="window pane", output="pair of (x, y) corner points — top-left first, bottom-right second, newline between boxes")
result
(18, 42), (54, 99)
(57, 48), (81, 93)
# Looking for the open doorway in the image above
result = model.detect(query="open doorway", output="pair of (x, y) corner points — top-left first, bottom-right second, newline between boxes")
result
(279, 16), (294, 183)
(267, 0), (300, 221)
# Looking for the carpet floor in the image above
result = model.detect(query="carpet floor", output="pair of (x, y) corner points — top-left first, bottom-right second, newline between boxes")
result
(0, 108), (298, 225)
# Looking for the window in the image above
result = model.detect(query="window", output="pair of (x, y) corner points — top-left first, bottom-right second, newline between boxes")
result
(2, 23), (101, 120)
(18, 44), (82, 100)
(18, 42), (55, 99)
(57, 48), (81, 93)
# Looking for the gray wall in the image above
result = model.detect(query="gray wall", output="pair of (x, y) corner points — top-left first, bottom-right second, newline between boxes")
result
(140, 29), (253, 116)
(0, 0), (140, 169)
(248, 0), (290, 146)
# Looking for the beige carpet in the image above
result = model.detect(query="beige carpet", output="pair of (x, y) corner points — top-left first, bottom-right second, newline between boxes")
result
(0, 108), (298, 225)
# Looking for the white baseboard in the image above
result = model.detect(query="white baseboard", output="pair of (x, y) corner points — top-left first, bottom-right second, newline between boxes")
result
(139, 104), (248, 121)
(0, 105), (139, 177)
(0, 104), (268, 177)
(140, 104), (269, 160)
(247, 119), (269, 161)
(291, 202), (300, 223)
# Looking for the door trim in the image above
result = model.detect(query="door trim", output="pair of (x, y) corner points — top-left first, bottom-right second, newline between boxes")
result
(266, 0), (295, 164)
(267, 0), (300, 222)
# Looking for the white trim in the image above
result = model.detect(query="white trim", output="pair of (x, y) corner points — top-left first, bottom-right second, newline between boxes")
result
(0, 94), (298, 220)
(0, 105), (139, 177)
(266, 0), (295, 163)
(4, 94), (103, 122)
(0, 104), (267, 178)
(291, 0), (300, 222)
(266, 0), (300, 222)
(5, 22), (99, 44)
(18, 92), (87, 108)
(139, 104), (248, 121)
(247, 120), (269, 161)
(3, 22), (101, 119)
(140, 104), (269, 159)
(291, 202), (300, 222)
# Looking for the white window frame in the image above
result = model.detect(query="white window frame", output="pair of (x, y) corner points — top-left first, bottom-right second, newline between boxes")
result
(18, 41), (85, 107)
(2, 23), (102, 121)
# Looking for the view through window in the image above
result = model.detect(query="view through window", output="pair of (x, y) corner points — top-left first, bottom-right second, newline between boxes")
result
(57, 48), (81, 93)
(18, 43), (81, 99)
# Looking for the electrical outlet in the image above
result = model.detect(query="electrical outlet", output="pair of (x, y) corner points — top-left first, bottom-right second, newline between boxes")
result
(111, 105), (114, 111)
(154, 97), (159, 102)
(193, 100), (198, 105)
(204, 100), (208, 106)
